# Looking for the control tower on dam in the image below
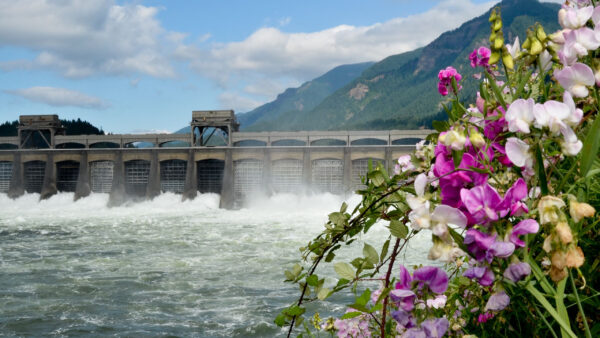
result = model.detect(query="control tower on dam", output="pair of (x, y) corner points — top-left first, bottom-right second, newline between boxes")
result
(0, 111), (432, 208)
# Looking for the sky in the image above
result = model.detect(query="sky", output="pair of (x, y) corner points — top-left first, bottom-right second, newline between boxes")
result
(0, 0), (560, 134)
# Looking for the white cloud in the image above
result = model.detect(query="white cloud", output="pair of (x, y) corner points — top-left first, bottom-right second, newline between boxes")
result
(5, 86), (109, 109)
(189, 0), (497, 111)
(0, 0), (180, 78)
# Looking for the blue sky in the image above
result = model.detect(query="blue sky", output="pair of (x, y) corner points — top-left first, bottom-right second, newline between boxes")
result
(0, 0), (540, 133)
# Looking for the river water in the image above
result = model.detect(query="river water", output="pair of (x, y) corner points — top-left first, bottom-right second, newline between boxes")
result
(0, 192), (431, 337)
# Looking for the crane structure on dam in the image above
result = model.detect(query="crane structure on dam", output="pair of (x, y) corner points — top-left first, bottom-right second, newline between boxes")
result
(0, 111), (432, 208)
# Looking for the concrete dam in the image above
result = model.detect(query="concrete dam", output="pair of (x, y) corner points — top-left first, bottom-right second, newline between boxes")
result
(0, 111), (432, 208)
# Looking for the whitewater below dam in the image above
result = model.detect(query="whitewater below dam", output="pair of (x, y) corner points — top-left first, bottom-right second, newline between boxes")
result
(0, 192), (432, 337)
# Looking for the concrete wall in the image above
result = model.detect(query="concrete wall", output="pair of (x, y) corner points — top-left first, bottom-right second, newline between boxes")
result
(0, 143), (418, 207)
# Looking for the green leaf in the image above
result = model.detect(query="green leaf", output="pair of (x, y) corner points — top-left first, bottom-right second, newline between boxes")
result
(363, 243), (379, 265)
(285, 305), (306, 317)
(556, 278), (571, 338)
(329, 212), (347, 227)
(485, 71), (507, 109)
(580, 115), (600, 176)
(317, 288), (330, 300)
(356, 289), (371, 306)
(452, 149), (463, 168)
(325, 251), (336, 263)
(334, 262), (356, 280)
(432, 120), (449, 132)
(448, 227), (468, 254)
(380, 239), (390, 262)
(368, 170), (386, 187)
(306, 274), (318, 286)
(292, 263), (303, 277)
(369, 303), (383, 313)
(526, 284), (577, 338)
(340, 312), (363, 320)
(389, 220), (408, 239)
(535, 144), (548, 195)
(274, 313), (288, 327)
(284, 270), (295, 281)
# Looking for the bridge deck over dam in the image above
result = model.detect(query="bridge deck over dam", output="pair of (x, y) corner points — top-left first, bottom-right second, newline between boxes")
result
(0, 112), (432, 208)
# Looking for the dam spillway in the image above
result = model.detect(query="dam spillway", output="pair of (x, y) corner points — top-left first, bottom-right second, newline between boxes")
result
(0, 112), (432, 208)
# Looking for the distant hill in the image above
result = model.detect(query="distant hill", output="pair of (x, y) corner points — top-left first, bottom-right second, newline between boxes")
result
(241, 0), (560, 131)
(237, 62), (375, 131)
(0, 118), (104, 136)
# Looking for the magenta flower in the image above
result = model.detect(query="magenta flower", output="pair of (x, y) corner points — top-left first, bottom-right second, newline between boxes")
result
(503, 262), (531, 282)
(460, 183), (504, 224)
(499, 178), (529, 216)
(438, 66), (462, 96)
(509, 219), (539, 247)
(463, 266), (495, 286)
(483, 108), (507, 140)
(469, 46), (491, 68)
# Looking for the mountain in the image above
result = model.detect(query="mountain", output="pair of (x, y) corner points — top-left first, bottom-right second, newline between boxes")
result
(245, 0), (560, 131)
(237, 62), (375, 131)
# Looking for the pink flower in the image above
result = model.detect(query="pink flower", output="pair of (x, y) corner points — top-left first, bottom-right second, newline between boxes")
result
(469, 47), (491, 68)
(558, 5), (594, 29)
(437, 66), (462, 96)
(555, 62), (595, 97)
(485, 292), (510, 311)
(460, 184), (503, 224)
(463, 265), (495, 286)
(509, 219), (540, 247)
(503, 262), (531, 282)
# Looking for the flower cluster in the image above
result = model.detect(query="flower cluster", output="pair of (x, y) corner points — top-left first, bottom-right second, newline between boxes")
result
(437, 66), (462, 96)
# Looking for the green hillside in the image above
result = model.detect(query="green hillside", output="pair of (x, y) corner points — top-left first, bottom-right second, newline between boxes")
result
(238, 62), (374, 131)
(250, 0), (560, 131)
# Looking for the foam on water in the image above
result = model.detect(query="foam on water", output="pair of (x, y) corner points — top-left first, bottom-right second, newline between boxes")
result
(0, 192), (432, 337)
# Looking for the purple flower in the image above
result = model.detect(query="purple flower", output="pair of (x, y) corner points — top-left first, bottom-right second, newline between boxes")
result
(503, 262), (531, 282)
(499, 178), (528, 213)
(463, 266), (495, 286)
(489, 241), (515, 259)
(460, 184), (503, 224)
(421, 318), (450, 338)
(392, 309), (416, 329)
(402, 328), (427, 338)
(412, 266), (449, 294)
(390, 289), (416, 312)
(464, 229), (496, 261)
(484, 291), (510, 311)
(509, 219), (539, 247)
(396, 265), (413, 290)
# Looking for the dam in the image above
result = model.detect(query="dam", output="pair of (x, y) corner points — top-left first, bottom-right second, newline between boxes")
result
(0, 111), (431, 208)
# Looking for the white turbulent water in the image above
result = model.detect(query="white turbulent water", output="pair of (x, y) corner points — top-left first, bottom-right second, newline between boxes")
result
(0, 192), (432, 337)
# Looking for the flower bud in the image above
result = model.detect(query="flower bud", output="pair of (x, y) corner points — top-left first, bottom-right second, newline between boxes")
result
(555, 222), (573, 244)
(502, 52), (514, 70)
(551, 250), (566, 270)
(441, 129), (466, 151)
(543, 235), (553, 252)
(530, 38), (543, 55)
(536, 25), (547, 42)
(494, 36), (504, 50)
(489, 51), (501, 65)
(569, 199), (595, 223)
(469, 129), (486, 149)
(493, 19), (502, 32)
(565, 246), (584, 268)
(522, 37), (531, 50)
(549, 266), (567, 282)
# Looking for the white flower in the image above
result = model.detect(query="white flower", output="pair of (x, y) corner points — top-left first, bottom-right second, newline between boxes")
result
(555, 62), (595, 98)
(559, 6), (594, 30)
(440, 130), (466, 150)
(506, 36), (521, 58)
(533, 100), (570, 134)
(539, 50), (553, 73)
(506, 137), (533, 168)
(430, 205), (467, 238)
(426, 295), (448, 309)
(428, 240), (465, 262)
(539, 195), (566, 225)
(559, 125), (583, 156)
(562, 91), (583, 126)
(505, 98), (535, 133)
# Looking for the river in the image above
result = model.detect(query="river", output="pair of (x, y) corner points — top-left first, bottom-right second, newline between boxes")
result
(0, 192), (431, 337)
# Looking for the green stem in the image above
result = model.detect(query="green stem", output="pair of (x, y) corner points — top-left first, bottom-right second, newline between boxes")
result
(569, 269), (592, 338)
(534, 303), (559, 338)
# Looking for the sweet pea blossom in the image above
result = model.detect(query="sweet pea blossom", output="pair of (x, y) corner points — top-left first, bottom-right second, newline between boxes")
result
(533, 100), (570, 134)
(438, 66), (462, 96)
(503, 262), (531, 282)
(505, 137), (533, 168)
(430, 205), (467, 238)
(460, 184), (503, 224)
(334, 310), (372, 338)
(562, 91), (583, 126)
(558, 28), (600, 65)
(484, 292), (510, 311)
(463, 266), (495, 286)
(538, 196), (566, 224)
(555, 62), (595, 97)
(509, 219), (540, 247)
(469, 47), (491, 68)
(506, 36), (520, 58)
(559, 125), (583, 155)
(505, 98), (535, 133)
(558, 5), (594, 29)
